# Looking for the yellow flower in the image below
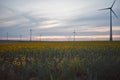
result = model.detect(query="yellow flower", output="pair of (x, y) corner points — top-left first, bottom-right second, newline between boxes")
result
(17, 62), (21, 66)
(22, 61), (26, 65)
(21, 56), (26, 61)
(13, 61), (17, 65)
(54, 57), (60, 62)
(60, 60), (64, 64)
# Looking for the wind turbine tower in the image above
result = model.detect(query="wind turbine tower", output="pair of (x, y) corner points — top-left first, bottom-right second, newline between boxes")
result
(20, 35), (22, 41)
(30, 29), (32, 41)
(7, 32), (8, 40)
(73, 29), (76, 41)
(99, 0), (118, 41)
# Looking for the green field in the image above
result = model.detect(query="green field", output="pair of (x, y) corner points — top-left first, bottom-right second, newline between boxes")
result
(0, 41), (120, 80)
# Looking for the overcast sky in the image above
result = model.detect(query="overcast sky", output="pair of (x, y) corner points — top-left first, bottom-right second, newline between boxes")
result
(0, 0), (120, 41)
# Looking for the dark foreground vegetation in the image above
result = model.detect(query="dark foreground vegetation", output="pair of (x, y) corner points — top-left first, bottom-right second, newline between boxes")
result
(0, 41), (120, 80)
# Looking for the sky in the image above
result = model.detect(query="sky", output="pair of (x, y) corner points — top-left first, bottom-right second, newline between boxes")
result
(0, 0), (120, 41)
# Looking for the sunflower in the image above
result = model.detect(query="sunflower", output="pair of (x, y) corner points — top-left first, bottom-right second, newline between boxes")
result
(22, 61), (26, 65)
(12, 61), (17, 65)
(17, 62), (21, 66)
(21, 56), (26, 61)
(54, 57), (60, 62)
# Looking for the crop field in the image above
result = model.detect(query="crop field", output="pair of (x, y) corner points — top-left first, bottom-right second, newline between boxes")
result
(0, 41), (120, 80)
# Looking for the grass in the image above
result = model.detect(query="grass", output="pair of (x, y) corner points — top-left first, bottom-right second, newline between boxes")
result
(0, 41), (120, 80)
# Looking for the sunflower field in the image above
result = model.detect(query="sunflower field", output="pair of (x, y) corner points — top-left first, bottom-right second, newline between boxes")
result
(0, 41), (120, 80)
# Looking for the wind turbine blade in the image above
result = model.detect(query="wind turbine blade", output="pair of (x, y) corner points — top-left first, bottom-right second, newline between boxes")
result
(111, 0), (116, 8)
(98, 8), (110, 11)
(111, 9), (118, 18)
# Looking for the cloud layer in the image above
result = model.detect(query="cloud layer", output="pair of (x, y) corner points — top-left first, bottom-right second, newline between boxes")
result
(0, 0), (120, 41)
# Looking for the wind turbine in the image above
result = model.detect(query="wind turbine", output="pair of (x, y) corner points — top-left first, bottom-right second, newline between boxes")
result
(73, 28), (76, 41)
(7, 32), (8, 40)
(30, 29), (32, 41)
(20, 35), (22, 41)
(99, 0), (118, 41)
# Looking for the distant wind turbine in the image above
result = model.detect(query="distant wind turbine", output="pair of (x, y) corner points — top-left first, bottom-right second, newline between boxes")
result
(20, 35), (22, 41)
(7, 32), (8, 40)
(99, 0), (118, 41)
(73, 28), (76, 41)
(30, 29), (32, 41)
